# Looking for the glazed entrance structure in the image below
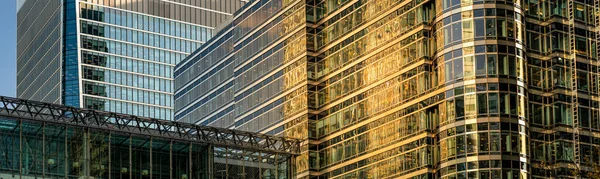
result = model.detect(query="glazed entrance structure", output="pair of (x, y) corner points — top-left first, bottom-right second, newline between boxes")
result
(0, 96), (300, 179)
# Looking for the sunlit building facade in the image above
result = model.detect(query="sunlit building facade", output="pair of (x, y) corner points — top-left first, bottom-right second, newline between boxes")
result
(17, 0), (246, 120)
(175, 0), (600, 178)
(524, 0), (600, 178)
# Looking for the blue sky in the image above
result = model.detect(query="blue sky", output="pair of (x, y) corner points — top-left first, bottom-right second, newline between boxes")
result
(0, 0), (17, 97)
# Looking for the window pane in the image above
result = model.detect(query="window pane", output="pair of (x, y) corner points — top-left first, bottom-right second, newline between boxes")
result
(479, 132), (489, 152)
(497, 18), (507, 37)
(486, 19), (496, 37)
(489, 93), (498, 114)
(446, 61), (453, 83)
(475, 19), (485, 37)
(444, 26), (452, 45)
(456, 96), (464, 118)
(454, 58), (463, 79)
(476, 55), (486, 76)
(478, 93), (488, 114)
(487, 55), (497, 75)
(452, 23), (463, 42)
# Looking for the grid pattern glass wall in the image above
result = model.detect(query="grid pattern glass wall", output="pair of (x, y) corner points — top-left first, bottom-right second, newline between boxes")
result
(77, 0), (246, 120)
(0, 116), (210, 178)
(0, 115), (294, 179)
(17, 0), (247, 121)
(305, 0), (438, 177)
(176, 0), (600, 178)
(525, 0), (600, 178)
(174, 0), (308, 173)
(17, 0), (63, 104)
(174, 0), (306, 131)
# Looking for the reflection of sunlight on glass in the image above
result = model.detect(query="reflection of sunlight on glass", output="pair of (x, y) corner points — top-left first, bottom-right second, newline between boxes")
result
(17, 0), (27, 11)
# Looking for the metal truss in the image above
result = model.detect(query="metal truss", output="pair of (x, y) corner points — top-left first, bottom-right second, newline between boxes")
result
(0, 96), (301, 156)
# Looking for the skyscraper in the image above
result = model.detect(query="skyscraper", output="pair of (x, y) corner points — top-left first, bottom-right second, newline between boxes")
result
(525, 0), (600, 178)
(175, 0), (600, 178)
(17, 0), (246, 120)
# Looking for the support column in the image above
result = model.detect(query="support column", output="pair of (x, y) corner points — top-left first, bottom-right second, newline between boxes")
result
(208, 145), (214, 179)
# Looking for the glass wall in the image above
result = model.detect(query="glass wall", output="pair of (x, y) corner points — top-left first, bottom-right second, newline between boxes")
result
(172, 0), (600, 177)
(524, 0), (600, 177)
(0, 116), (294, 179)
(0, 117), (207, 178)
(64, 0), (81, 107)
(16, 0), (63, 104)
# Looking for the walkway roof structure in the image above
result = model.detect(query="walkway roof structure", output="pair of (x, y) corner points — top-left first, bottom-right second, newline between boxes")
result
(0, 96), (301, 156)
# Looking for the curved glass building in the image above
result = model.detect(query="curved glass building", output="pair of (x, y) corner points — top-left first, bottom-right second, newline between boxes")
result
(174, 0), (600, 178)
(433, 0), (528, 178)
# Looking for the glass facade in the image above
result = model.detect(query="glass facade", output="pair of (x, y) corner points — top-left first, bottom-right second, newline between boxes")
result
(525, 0), (600, 178)
(0, 97), (297, 179)
(18, 0), (247, 121)
(17, 0), (63, 104)
(176, 0), (600, 178)
(0, 117), (211, 178)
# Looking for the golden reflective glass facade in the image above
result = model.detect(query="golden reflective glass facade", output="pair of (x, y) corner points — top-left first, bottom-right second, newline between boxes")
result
(525, 0), (600, 178)
(175, 0), (600, 178)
